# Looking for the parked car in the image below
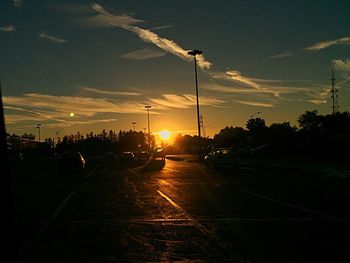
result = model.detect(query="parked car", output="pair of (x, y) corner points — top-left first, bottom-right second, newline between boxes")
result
(133, 151), (150, 162)
(104, 151), (118, 160)
(118, 152), (136, 163)
(154, 147), (166, 161)
(58, 151), (86, 172)
(204, 147), (236, 167)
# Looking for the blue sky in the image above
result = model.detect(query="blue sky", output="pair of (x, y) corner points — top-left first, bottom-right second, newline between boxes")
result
(1, 0), (350, 139)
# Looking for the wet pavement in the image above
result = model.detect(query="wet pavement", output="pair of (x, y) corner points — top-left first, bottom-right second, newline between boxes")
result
(16, 155), (350, 262)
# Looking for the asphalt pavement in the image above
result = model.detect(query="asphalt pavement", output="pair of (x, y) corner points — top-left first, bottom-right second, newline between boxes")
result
(14, 155), (350, 262)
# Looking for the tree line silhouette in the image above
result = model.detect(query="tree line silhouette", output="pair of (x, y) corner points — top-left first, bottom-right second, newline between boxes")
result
(7, 110), (350, 163)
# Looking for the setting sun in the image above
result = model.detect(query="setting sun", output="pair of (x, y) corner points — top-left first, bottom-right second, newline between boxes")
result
(159, 129), (171, 140)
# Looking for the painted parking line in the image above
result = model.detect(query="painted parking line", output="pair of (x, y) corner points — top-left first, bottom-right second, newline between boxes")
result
(85, 158), (103, 179)
(85, 169), (95, 179)
(157, 189), (248, 263)
(22, 190), (75, 255)
(241, 189), (350, 224)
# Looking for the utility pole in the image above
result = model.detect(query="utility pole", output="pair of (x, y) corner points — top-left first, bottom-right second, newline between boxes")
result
(188, 49), (203, 138)
(145, 105), (151, 148)
(331, 67), (339, 114)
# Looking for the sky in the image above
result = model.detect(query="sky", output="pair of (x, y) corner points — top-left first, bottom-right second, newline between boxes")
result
(1, 0), (350, 141)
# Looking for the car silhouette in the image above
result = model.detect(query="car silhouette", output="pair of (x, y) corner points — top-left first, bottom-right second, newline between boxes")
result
(204, 148), (236, 167)
(154, 147), (166, 161)
(58, 151), (86, 172)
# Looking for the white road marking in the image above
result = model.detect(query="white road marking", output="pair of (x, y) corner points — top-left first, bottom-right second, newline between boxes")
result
(49, 191), (75, 221)
(128, 168), (141, 177)
(86, 158), (103, 179)
(22, 191), (75, 255)
(241, 189), (350, 224)
(85, 169), (95, 179)
(157, 189), (248, 263)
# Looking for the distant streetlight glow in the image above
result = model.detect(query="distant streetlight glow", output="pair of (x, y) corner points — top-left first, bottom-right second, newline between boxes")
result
(70, 112), (75, 117)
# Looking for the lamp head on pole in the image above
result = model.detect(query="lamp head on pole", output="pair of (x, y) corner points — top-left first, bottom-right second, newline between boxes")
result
(187, 50), (203, 56)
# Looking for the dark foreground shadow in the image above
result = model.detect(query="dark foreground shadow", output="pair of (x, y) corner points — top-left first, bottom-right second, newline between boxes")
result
(142, 159), (165, 172)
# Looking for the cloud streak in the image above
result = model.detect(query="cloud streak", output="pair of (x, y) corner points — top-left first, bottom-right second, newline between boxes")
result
(4, 92), (225, 126)
(119, 47), (166, 60)
(236, 100), (275, 108)
(78, 3), (332, 109)
(149, 94), (224, 109)
(39, 32), (68, 44)
(305, 36), (350, 51)
(0, 25), (16, 32)
(79, 86), (142, 96)
(269, 36), (350, 60)
(333, 58), (350, 74)
(83, 3), (212, 69)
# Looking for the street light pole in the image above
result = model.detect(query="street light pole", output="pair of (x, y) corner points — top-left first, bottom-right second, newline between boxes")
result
(145, 105), (151, 148)
(36, 124), (42, 142)
(188, 49), (202, 138)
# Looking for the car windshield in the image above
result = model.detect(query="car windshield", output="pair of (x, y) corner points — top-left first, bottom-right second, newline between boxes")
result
(3, 2), (350, 263)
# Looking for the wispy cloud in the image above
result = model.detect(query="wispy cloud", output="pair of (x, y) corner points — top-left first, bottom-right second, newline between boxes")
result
(0, 25), (16, 32)
(81, 3), (212, 69)
(202, 77), (331, 108)
(266, 50), (298, 60)
(333, 58), (350, 74)
(236, 100), (275, 108)
(307, 99), (327, 105)
(5, 114), (42, 124)
(151, 25), (173, 31)
(76, 2), (333, 109)
(38, 32), (68, 44)
(269, 36), (350, 60)
(3, 93), (146, 117)
(12, 0), (22, 8)
(79, 86), (142, 96)
(305, 36), (350, 51)
(149, 94), (224, 110)
(119, 47), (166, 60)
(4, 92), (224, 126)
(43, 118), (118, 129)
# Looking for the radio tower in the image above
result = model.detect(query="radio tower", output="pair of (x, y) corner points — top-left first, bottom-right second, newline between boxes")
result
(330, 67), (339, 114)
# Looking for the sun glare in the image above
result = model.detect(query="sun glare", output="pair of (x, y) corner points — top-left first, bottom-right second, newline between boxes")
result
(70, 112), (75, 117)
(159, 129), (171, 140)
